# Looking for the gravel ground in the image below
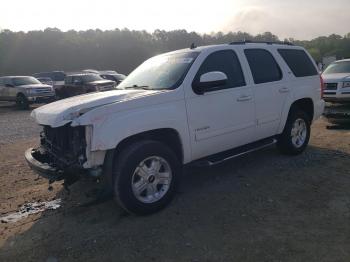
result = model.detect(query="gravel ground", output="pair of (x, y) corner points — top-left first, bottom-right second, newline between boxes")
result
(0, 105), (350, 262)
(0, 102), (41, 144)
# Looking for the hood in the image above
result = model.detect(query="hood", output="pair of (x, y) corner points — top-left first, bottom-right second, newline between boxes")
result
(19, 84), (52, 89)
(322, 73), (350, 82)
(31, 89), (161, 127)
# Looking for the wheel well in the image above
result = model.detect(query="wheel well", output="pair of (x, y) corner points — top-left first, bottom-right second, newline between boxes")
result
(291, 98), (314, 121)
(17, 92), (25, 98)
(114, 128), (184, 163)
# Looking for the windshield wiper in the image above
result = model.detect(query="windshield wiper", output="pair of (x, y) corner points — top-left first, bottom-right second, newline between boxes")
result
(124, 85), (151, 90)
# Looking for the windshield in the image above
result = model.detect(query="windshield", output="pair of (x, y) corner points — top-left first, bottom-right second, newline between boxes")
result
(323, 61), (350, 74)
(118, 51), (199, 90)
(12, 77), (41, 86)
(82, 74), (103, 82)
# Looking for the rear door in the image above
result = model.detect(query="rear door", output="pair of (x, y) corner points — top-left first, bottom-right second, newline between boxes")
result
(243, 48), (289, 140)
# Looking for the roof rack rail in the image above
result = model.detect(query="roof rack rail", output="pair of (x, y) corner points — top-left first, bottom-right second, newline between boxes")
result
(229, 40), (294, 46)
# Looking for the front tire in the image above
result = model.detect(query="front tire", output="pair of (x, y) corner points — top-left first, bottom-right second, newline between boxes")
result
(16, 94), (29, 110)
(277, 108), (311, 155)
(113, 140), (181, 215)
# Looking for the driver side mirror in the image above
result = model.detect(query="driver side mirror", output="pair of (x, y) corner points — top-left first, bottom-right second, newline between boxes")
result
(193, 71), (228, 94)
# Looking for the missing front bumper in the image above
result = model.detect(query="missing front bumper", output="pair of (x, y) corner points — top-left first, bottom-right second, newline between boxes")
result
(25, 147), (102, 186)
(25, 148), (63, 181)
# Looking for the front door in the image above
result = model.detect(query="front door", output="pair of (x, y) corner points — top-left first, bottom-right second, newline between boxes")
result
(1, 78), (13, 100)
(185, 49), (256, 160)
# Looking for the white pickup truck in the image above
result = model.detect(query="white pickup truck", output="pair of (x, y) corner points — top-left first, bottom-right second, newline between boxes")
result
(25, 42), (325, 214)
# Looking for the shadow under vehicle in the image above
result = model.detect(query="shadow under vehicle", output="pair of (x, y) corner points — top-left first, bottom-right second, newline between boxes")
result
(323, 103), (350, 128)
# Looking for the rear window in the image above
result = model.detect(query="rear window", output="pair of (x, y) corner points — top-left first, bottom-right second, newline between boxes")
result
(244, 49), (282, 84)
(278, 49), (318, 77)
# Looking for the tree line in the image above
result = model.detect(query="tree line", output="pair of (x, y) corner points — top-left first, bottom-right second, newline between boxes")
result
(1, 28), (350, 75)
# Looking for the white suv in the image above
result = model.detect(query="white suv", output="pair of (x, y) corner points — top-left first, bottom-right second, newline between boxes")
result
(322, 59), (350, 103)
(25, 42), (325, 214)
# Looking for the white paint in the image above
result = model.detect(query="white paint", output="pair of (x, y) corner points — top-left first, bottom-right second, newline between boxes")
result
(30, 43), (324, 169)
(31, 89), (164, 128)
(199, 71), (228, 83)
(0, 199), (61, 223)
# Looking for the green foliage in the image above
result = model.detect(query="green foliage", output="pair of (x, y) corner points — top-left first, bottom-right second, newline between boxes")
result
(0, 28), (349, 75)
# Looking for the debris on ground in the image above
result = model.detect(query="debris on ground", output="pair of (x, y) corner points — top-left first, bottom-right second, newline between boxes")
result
(1, 199), (61, 223)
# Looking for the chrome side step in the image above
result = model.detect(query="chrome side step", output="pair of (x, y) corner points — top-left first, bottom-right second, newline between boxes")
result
(193, 138), (277, 167)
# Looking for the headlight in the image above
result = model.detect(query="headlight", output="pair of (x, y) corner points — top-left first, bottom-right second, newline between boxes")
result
(342, 82), (350, 88)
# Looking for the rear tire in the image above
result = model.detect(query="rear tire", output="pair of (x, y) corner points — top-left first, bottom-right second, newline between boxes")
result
(277, 108), (311, 155)
(113, 140), (181, 215)
(16, 94), (29, 110)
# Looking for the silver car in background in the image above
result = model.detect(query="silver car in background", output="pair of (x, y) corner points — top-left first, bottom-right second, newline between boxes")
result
(322, 59), (350, 103)
(0, 76), (55, 109)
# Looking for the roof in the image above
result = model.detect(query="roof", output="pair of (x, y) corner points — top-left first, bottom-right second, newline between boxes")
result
(0, 76), (33, 78)
(334, 58), (350, 63)
(162, 42), (302, 56)
(66, 73), (95, 76)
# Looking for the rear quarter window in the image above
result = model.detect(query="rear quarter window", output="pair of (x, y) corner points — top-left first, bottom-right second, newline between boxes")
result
(278, 49), (318, 77)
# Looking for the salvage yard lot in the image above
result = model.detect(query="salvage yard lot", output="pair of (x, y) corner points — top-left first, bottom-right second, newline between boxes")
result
(0, 101), (350, 261)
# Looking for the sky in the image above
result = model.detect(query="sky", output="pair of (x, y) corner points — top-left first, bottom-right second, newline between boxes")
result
(0, 0), (349, 40)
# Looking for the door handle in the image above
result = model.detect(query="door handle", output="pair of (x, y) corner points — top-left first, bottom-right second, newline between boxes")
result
(237, 95), (252, 102)
(279, 87), (290, 93)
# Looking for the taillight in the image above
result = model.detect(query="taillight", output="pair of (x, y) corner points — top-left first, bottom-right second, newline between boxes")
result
(320, 75), (324, 99)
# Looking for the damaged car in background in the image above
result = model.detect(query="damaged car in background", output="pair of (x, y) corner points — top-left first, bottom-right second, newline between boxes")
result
(25, 42), (324, 215)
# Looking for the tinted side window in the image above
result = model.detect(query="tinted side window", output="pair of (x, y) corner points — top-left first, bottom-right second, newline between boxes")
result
(0, 78), (4, 85)
(244, 49), (282, 84)
(76, 76), (83, 83)
(3, 78), (12, 85)
(53, 72), (65, 81)
(278, 49), (318, 77)
(101, 75), (113, 81)
(193, 50), (245, 92)
(65, 76), (74, 84)
(71, 76), (79, 84)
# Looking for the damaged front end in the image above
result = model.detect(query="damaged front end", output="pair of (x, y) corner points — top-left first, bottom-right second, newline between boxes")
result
(25, 124), (88, 185)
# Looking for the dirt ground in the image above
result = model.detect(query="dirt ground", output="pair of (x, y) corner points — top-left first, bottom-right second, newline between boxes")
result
(0, 103), (350, 261)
